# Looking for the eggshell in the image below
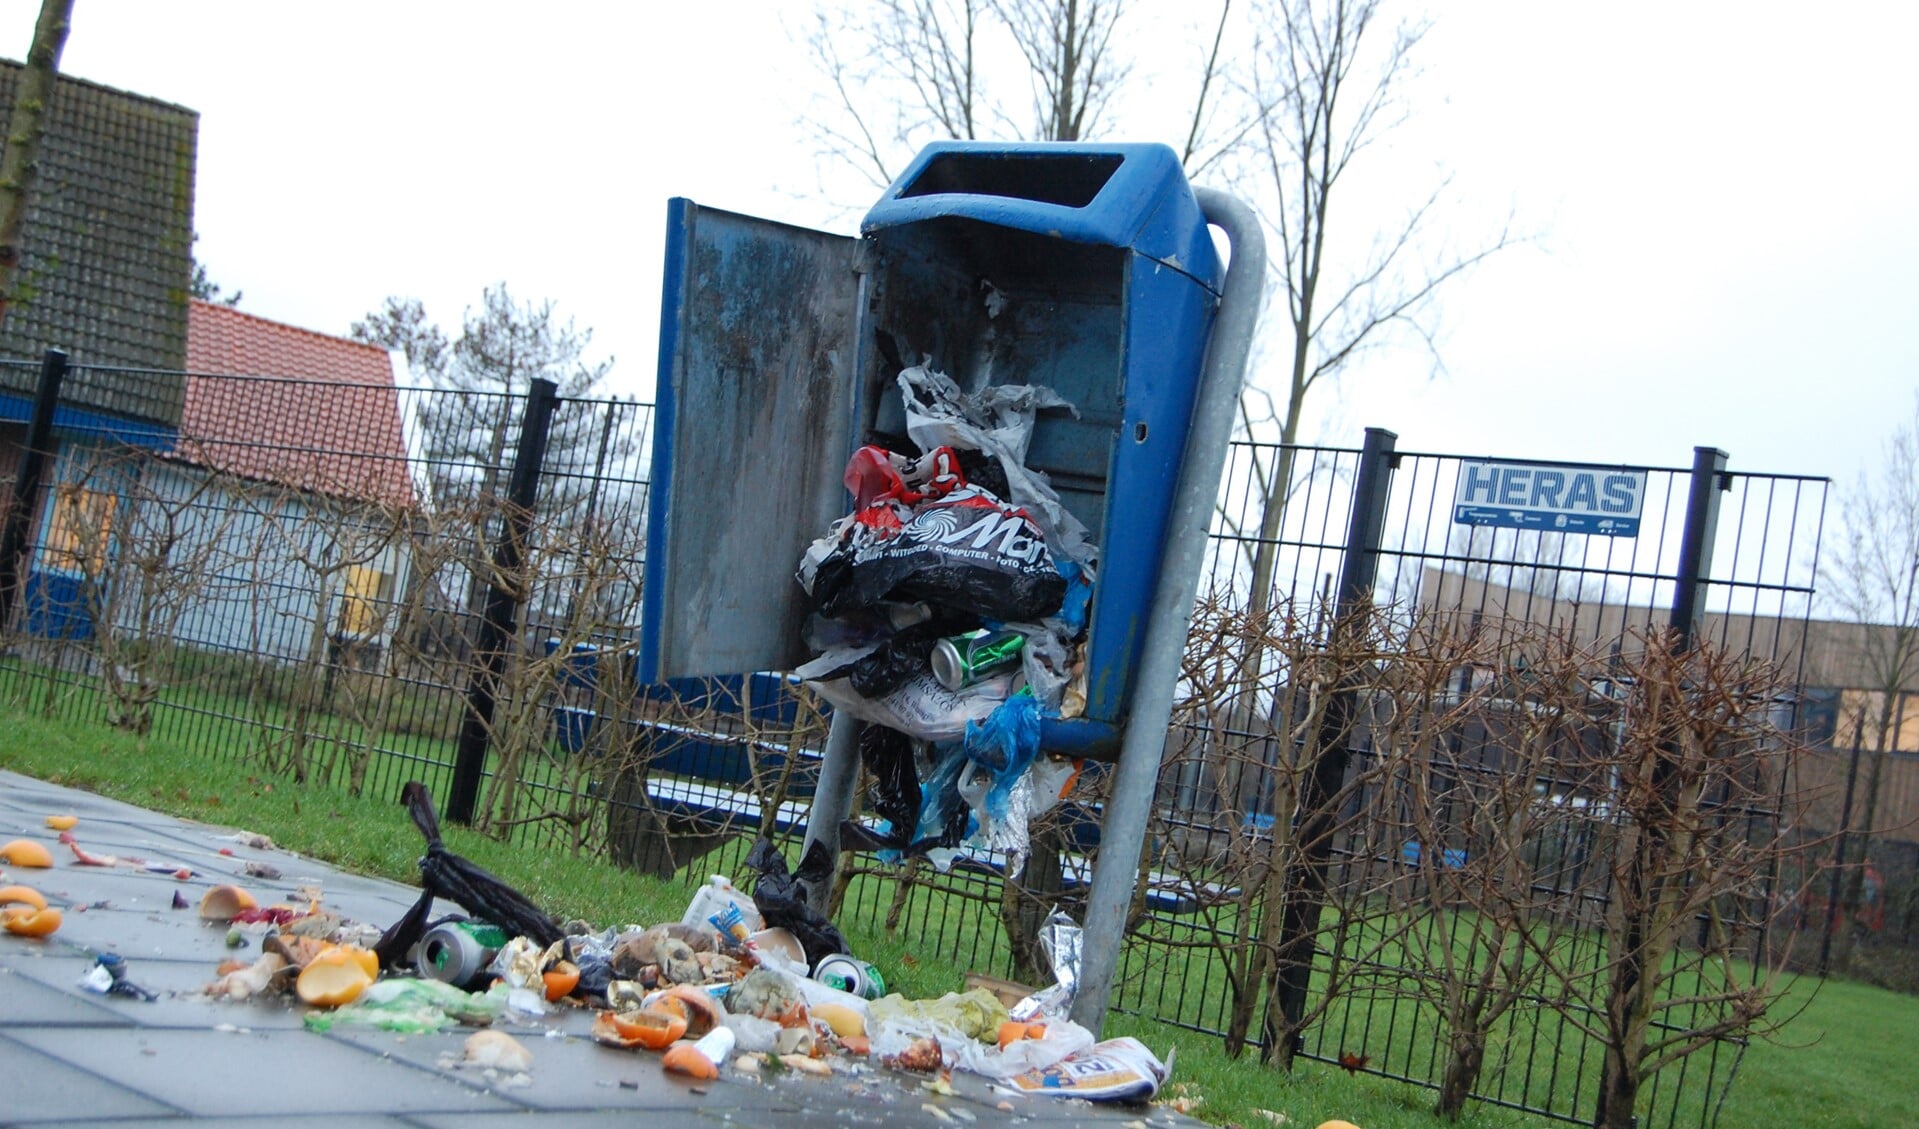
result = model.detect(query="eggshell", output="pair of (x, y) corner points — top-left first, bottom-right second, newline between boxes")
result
(198, 884), (258, 922)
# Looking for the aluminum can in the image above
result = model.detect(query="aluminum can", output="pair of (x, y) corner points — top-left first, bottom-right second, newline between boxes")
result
(931, 628), (1026, 691)
(417, 921), (507, 988)
(812, 954), (886, 1000)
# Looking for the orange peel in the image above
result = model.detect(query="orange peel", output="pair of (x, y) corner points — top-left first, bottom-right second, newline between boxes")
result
(661, 1041), (719, 1080)
(2, 904), (62, 937)
(592, 1006), (689, 1050)
(43, 815), (78, 831)
(0, 839), (53, 868)
(295, 945), (375, 1006)
(653, 985), (725, 1038)
(542, 960), (581, 1001)
(0, 884), (48, 912)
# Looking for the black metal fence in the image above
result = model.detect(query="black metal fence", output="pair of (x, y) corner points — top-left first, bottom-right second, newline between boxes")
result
(0, 355), (1838, 1127)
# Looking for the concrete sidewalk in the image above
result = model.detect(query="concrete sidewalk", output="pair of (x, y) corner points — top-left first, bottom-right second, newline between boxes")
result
(0, 770), (1198, 1129)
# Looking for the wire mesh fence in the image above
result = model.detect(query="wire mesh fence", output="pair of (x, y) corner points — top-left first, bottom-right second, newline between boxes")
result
(0, 362), (1846, 1127)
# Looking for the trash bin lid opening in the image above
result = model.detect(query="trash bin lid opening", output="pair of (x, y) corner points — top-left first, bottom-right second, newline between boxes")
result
(900, 151), (1124, 209)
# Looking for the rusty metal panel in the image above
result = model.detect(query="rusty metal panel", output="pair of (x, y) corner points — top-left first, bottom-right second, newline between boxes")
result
(639, 200), (862, 682)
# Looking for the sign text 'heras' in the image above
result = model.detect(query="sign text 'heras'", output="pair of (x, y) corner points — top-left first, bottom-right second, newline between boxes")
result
(1453, 460), (1647, 537)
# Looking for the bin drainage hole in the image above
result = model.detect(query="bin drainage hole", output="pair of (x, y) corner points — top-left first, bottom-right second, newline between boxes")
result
(1134, 422), (1149, 443)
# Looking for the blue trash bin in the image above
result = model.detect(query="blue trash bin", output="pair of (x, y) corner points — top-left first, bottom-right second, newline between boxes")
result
(640, 141), (1225, 755)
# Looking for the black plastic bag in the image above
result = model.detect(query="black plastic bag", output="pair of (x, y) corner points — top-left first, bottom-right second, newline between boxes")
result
(373, 781), (563, 970)
(746, 837), (849, 961)
(858, 722), (918, 846)
(809, 484), (1066, 622)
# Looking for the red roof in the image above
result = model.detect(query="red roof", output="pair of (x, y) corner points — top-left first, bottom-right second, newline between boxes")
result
(182, 301), (414, 509)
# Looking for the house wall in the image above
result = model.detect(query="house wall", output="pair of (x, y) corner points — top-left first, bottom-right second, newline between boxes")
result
(104, 461), (411, 665)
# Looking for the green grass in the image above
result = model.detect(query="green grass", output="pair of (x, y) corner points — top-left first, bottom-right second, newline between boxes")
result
(2, 693), (1915, 1129)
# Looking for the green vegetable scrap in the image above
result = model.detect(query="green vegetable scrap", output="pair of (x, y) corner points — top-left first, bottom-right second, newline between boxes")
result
(303, 978), (507, 1034)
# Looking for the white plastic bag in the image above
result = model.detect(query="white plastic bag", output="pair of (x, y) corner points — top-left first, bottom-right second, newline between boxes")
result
(869, 1014), (1096, 1080)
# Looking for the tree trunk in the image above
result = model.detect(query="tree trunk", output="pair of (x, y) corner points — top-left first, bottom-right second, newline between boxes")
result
(0, 0), (75, 324)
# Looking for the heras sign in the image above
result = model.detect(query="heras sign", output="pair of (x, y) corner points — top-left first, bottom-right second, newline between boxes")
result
(1453, 460), (1647, 537)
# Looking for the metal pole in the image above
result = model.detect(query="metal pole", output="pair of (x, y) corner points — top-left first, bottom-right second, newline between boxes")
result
(1817, 714), (1866, 975)
(0, 348), (68, 630)
(799, 711), (864, 914)
(1669, 446), (1729, 651)
(1596, 444), (1727, 1128)
(1263, 425), (1398, 1056)
(1069, 190), (1265, 1033)
(447, 378), (559, 825)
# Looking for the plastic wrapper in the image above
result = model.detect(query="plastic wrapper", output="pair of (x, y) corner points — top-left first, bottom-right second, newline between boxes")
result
(1010, 909), (1083, 1021)
(564, 929), (617, 997)
(868, 988), (1093, 1080)
(302, 979), (508, 1034)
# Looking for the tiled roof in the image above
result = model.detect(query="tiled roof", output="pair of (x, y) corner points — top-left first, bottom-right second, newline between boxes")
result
(0, 61), (196, 425)
(180, 301), (414, 510)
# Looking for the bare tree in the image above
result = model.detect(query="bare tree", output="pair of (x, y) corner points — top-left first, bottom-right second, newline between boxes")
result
(1816, 396), (1919, 967)
(1237, 0), (1518, 619)
(57, 448), (250, 736)
(0, 0), (74, 325)
(802, 0), (1238, 186)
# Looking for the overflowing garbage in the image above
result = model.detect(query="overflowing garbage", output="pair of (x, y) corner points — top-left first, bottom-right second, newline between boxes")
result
(21, 780), (1161, 1107)
(795, 367), (1097, 875)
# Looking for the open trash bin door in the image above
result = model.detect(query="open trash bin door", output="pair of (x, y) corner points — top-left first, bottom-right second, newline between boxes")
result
(639, 200), (865, 683)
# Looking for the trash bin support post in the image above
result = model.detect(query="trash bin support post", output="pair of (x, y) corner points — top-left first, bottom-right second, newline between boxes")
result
(1070, 189), (1266, 1034)
(801, 710), (863, 914)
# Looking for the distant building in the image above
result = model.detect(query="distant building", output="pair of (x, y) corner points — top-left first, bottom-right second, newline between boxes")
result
(0, 60), (196, 419)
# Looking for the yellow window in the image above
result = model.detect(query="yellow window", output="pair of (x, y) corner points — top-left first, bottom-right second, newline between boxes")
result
(43, 485), (116, 577)
(337, 564), (394, 638)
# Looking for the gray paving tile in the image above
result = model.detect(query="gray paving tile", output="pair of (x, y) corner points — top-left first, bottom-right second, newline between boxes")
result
(0, 964), (131, 1025)
(2, 950), (314, 1031)
(22, 1119), (410, 1129)
(409, 1113), (714, 1129)
(325, 1023), (721, 1113)
(11, 1027), (519, 1117)
(0, 1032), (179, 1122)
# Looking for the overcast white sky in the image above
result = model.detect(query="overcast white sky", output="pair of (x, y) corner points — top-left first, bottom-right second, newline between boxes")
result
(4, 0), (1913, 490)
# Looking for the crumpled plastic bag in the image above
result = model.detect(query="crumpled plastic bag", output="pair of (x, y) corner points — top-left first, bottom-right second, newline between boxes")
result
(302, 978), (508, 1034)
(797, 650), (1014, 744)
(868, 987), (1094, 1080)
(897, 366), (1095, 568)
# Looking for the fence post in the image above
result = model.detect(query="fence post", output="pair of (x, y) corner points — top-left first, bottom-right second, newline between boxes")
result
(446, 378), (559, 826)
(1668, 446), (1729, 651)
(0, 348), (68, 630)
(1593, 444), (1727, 1128)
(1265, 425), (1397, 1060)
